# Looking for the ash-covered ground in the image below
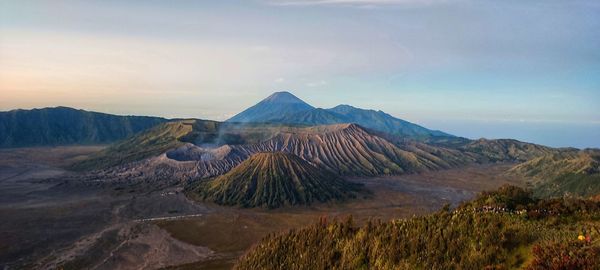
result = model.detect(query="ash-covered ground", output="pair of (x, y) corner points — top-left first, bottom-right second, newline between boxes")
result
(0, 146), (525, 270)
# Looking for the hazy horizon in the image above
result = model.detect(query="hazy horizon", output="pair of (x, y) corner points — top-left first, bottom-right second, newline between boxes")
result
(1, 0), (599, 148)
(2, 94), (598, 149)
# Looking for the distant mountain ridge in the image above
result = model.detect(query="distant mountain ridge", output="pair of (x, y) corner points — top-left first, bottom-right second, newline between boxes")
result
(227, 91), (452, 139)
(1, 91), (453, 148)
(460, 138), (558, 163)
(0, 107), (166, 148)
(327, 104), (450, 138)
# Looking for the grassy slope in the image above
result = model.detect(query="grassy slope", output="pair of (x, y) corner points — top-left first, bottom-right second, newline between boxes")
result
(534, 173), (600, 198)
(235, 185), (600, 270)
(461, 138), (558, 162)
(70, 120), (196, 171)
(191, 152), (363, 208)
(69, 120), (313, 171)
(0, 107), (166, 148)
(509, 149), (600, 198)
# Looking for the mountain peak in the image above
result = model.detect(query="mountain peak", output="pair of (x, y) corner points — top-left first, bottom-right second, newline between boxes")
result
(263, 91), (306, 104)
(330, 104), (358, 114)
(227, 92), (452, 138)
(332, 104), (355, 110)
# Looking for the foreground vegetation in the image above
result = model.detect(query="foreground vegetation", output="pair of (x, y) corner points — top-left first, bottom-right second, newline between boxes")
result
(236, 185), (600, 269)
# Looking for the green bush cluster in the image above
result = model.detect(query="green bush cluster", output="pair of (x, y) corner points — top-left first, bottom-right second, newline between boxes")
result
(235, 185), (600, 270)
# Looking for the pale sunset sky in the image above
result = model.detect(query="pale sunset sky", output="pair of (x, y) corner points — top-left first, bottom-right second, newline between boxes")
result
(1, 0), (599, 147)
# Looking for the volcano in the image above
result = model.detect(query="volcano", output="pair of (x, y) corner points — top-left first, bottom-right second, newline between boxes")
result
(191, 152), (363, 208)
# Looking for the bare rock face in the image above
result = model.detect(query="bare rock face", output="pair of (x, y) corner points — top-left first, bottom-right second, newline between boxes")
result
(166, 144), (233, 161)
(81, 123), (475, 187)
(235, 124), (435, 175)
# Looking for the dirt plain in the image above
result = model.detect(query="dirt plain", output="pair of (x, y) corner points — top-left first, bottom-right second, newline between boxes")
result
(0, 146), (525, 269)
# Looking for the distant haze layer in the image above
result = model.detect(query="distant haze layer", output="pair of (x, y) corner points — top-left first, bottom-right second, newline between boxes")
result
(423, 119), (600, 149)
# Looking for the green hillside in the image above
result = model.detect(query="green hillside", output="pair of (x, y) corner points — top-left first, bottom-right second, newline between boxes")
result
(70, 120), (201, 170)
(0, 107), (166, 148)
(69, 120), (292, 171)
(236, 185), (600, 269)
(190, 152), (363, 208)
(510, 149), (600, 198)
(461, 138), (557, 162)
